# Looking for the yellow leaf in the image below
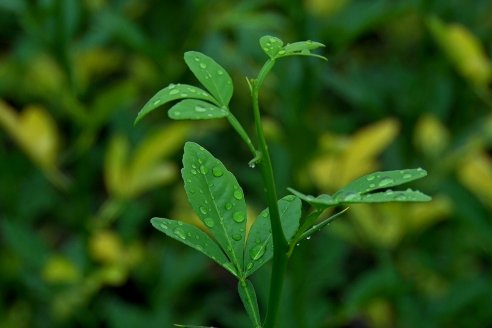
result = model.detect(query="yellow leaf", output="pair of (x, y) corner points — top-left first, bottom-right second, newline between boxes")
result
(42, 256), (80, 284)
(104, 135), (129, 198)
(414, 114), (450, 158)
(458, 151), (492, 206)
(428, 17), (492, 86)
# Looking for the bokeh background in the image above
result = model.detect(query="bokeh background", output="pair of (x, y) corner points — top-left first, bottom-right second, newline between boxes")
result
(1, 0), (492, 327)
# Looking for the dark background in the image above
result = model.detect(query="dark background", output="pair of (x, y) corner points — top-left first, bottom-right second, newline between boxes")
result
(1, 0), (492, 327)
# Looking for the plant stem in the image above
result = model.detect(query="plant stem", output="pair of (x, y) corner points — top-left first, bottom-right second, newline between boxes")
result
(251, 59), (289, 328)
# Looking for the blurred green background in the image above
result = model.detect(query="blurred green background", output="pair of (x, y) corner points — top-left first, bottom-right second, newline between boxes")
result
(1, 0), (492, 327)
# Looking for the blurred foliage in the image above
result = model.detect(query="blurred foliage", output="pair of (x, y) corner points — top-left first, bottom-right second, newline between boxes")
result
(1, 0), (491, 327)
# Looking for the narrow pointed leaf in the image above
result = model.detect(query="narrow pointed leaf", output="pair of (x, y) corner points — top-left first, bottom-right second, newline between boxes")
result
(151, 218), (237, 277)
(182, 142), (246, 273)
(168, 99), (229, 120)
(184, 51), (233, 106)
(298, 208), (349, 241)
(283, 40), (325, 53)
(259, 35), (284, 59)
(238, 279), (261, 328)
(134, 84), (217, 124)
(333, 168), (428, 199)
(244, 195), (301, 277)
(339, 189), (432, 203)
(287, 188), (337, 209)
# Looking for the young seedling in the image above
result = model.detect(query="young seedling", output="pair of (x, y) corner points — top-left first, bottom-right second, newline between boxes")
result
(134, 35), (431, 328)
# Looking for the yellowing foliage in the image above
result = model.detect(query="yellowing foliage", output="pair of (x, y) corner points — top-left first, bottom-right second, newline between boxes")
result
(308, 119), (399, 191)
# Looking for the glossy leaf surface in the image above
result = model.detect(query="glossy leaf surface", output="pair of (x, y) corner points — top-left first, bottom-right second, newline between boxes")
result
(259, 35), (284, 59)
(151, 218), (237, 277)
(182, 142), (246, 273)
(168, 99), (229, 120)
(238, 279), (261, 328)
(184, 51), (233, 107)
(289, 168), (431, 210)
(244, 195), (301, 277)
(134, 84), (217, 124)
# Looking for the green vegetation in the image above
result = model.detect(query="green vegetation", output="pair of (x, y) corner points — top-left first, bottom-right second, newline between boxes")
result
(1, 1), (492, 327)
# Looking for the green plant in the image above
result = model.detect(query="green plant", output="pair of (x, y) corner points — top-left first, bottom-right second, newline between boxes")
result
(134, 35), (431, 328)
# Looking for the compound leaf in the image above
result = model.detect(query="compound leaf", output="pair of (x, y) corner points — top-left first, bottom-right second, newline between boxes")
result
(151, 218), (237, 277)
(182, 142), (246, 273)
(244, 195), (301, 277)
(134, 84), (217, 124)
(168, 99), (229, 120)
(184, 51), (233, 107)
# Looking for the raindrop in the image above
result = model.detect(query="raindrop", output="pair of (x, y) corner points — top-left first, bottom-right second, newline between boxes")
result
(249, 245), (266, 261)
(169, 89), (180, 95)
(232, 233), (242, 241)
(194, 57), (200, 62)
(200, 165), (208, 174)
(191, 169), (197, 175)
(153, 99), (161, 105)
(225, 203), (233, 210)
(367, 175), (376, 181)
(212, 167), (223, 177)
(180, 93), (188, 97)
(343, 192), (361, 202)
(189, 88), (196, 93)
(199, 206), (208, 215)
(378, 177), (394, 187)
(217, 70), (224, 75)
(233, 190), (243, 200)
(233, 212), (245, 223)
(174, 228), (186, 240)
(278, 50), (286, 55)
(369, 183), (376, 188)
(403, 174), (412, 179)
(248, 162), (255, 168)
(306, 236), (311, 240)
(195, 106), (207, 112)
(204, 217), (214, 228)
(160, 223), (168, 230)
(199, 63), (207, 69)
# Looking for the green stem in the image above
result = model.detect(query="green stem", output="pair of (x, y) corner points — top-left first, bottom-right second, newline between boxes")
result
(226, 113), (258, 157)
(251, 59), (289, 328)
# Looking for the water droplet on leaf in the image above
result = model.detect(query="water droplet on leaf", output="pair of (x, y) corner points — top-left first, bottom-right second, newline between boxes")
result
(169, 89), (179, 95)
(200, 165), (208, 174)
(233, 190), (243, 200)
(232, 233), (242, 241)
(199, 63), (207, 69)
(233, 212), (245, 223)
(199, 206), (208, 215)
(212, 167), (223, 177)
(378, 177), (394, 187)
(174, 228), (186, 240)
(204, 217), (214, 228)
(249, 244), (266, 261)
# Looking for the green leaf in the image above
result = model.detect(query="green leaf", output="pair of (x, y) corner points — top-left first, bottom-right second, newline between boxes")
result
(259, 35), (284, 59)
(288, 168), (431, 210)
(279, 40), (327, 61)
(168, 99), (229, 120)
(182, 142), (246, 273)
(298, 208), (349, 241)
(184, 51), (233, 107)
(134, 83), (217, 124)
(238, 279), (261, 328)
(151, 218), (237, 277)
(333, 168), (428, 198)
(244, 195), (301, 277)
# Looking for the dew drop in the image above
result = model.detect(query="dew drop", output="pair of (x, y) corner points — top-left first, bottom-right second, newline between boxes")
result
(160, 223), (168, 230)
(199, 63), (207, 69)
(278, 50), (286, 55)
(191, 169), (197, 175)
(343, 192), (361, 202)
(212, 167), (223, 177)
(180, 93), (187, 97)
(248, 162), (256, 168)
(225, 203), (233, 210)
(249, 245), (266, 261)
(232, 233), (242, 241)
(169, 89), (179, 95)
(233, 212), (245, 223)
(233, 190), (243, 200)
(367, 175), (376, 181)
(403, 174), (412, 179)
(199, 206), (208, 215)
(153, 99), (161, 105)
(378, 177), (394, 187)
(217, 70), (224, 75)
(195, 106), (207, 112)
(194, 57), (200, 62)
(200, 165), (208, 174)
(174, 228), (186, 240)
(369, 183), (376, 188)
(204, 217), (214, 228)
(306, 236), (311, 240)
